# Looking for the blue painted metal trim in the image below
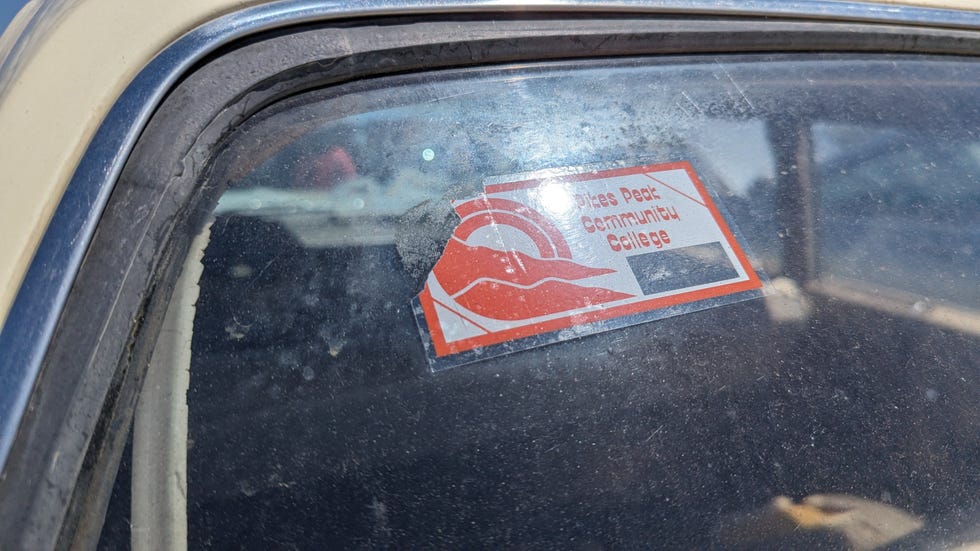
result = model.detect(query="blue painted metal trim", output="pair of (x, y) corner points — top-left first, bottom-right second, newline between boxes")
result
(0, 0), (978, 472)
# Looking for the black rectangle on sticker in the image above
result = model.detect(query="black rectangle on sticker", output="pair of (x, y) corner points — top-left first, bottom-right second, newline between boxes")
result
(627, 242), (739, 296)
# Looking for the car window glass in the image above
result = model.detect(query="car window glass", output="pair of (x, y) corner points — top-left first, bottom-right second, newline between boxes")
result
(99, 54), (979, 550)
(813, 121), (980, 308)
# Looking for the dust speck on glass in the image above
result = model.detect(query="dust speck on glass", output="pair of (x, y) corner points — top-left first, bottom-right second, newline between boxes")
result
(107, 55), (979, 549)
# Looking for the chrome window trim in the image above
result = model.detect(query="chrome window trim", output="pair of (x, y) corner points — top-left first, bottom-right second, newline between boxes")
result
(0, 0), (978, 473)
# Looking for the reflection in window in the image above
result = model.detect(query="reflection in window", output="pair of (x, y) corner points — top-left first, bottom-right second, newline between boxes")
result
(814, 122), (980, 309)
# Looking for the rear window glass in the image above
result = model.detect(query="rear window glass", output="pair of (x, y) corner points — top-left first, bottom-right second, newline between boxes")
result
(108, 54), (980, 549)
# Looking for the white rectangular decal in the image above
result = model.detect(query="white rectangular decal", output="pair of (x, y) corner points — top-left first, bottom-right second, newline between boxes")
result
(414, 161), (764, 369)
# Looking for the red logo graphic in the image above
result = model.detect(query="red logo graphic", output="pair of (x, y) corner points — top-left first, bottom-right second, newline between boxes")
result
(417, 161), (764, 363)
(422, 196), (633, 352)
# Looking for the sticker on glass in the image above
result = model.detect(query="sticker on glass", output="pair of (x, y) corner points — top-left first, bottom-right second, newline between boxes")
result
(413, 161), (765, 370)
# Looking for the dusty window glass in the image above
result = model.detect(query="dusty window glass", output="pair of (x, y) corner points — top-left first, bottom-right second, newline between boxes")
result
(102, 55), (979, 550)
(813, 121), (980, 308)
